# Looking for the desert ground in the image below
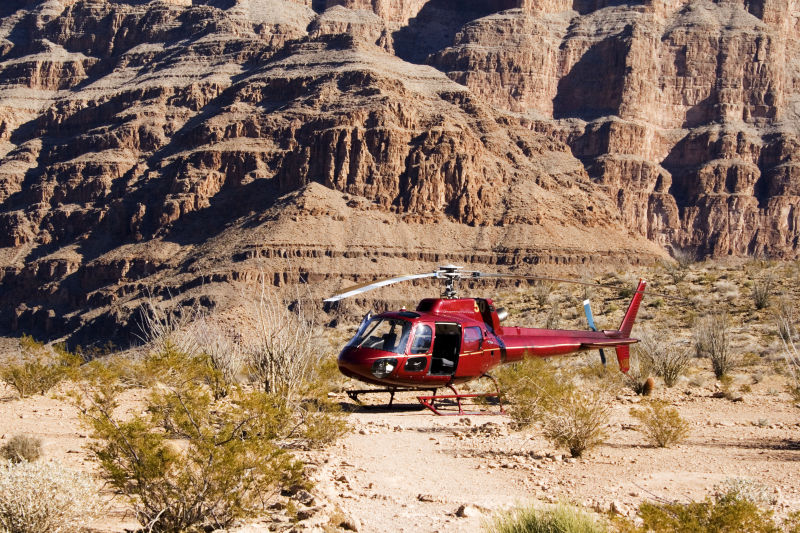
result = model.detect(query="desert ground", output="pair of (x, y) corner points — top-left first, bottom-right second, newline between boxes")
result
(1, 259), (799, 532)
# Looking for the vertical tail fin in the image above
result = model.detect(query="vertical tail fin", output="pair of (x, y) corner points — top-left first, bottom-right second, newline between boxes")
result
(616, 345), (630, 373)
(619, 279), (647, 337)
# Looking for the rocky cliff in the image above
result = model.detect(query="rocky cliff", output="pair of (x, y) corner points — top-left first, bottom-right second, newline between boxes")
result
(0, 0), (796, 345)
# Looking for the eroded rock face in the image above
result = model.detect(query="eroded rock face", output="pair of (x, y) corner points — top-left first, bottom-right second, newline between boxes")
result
(431, 0), (800, 257)
(0, 0), (796, 344)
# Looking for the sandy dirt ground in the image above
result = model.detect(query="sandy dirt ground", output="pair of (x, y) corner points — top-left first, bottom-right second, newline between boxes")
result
(1, 368), (798, 532)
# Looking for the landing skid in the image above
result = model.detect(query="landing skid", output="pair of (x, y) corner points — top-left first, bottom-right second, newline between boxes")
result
(346, 387), (439, 407)
(416, 375), (504, 416)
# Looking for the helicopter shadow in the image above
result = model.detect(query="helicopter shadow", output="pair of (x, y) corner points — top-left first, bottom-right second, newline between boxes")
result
(337, 401), (429, 414)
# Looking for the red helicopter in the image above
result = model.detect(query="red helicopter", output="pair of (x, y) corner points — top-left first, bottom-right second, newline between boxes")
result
(325, 265), (646, 415)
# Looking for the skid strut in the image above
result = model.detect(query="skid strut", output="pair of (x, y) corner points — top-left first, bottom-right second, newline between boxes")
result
(346, 387), (438, 407)
(416, 375), (504, 416)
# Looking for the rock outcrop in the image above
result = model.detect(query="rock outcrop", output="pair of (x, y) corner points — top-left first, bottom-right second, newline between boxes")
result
(0, 0), (796, 344)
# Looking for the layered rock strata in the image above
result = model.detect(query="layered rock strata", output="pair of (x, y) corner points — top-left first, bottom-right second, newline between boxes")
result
(0, 0), (797, 345)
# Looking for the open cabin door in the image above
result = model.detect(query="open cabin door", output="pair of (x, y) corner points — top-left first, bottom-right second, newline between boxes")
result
(429, 322), (461, 376)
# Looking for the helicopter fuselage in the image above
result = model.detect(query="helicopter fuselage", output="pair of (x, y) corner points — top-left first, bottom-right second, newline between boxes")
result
(337, 289), (642, 389)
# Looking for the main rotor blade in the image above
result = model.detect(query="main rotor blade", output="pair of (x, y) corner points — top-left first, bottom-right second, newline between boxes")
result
(471, 272), (602, 287)
(324, 272), (438, 302)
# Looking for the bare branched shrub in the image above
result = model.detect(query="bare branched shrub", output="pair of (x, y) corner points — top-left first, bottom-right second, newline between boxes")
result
(751, 273), (774, 310)
(532, 281), (553, 307)
(135, 294), (200, 357)
(244, 278), (325, 406)
(630, 401), (690, 447)
(542, 389), (610, 457)
(623, 351), (654, 395)
(695, 313), (735, 379)
(545, 301), (561, 329)
(0, 435), (42, 464)
(193, 316), (245, 399)
(0, 460), (102, 533)
(777, 301), (800, 401)
(635, 329), (691, 387)
(664, 247), (695, 284)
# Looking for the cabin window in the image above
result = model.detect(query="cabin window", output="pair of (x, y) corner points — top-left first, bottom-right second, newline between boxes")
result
(463, 326), (483, 352)
(409, 324), (433, 354)
(353, 318), (412, 354)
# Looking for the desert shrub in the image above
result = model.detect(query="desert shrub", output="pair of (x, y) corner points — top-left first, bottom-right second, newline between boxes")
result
(244, 280), (326, 405)
(776, 301), (800, 401)
(623, 352), (654, 395)
(634, 487), (782, 533)
(0, 435), (42, 464)
(533, 281), (554, 307)
(634, 330), (691, 387)
(495, 358), (567, 429)
(663, 248), (695, 285)
(543, 389), (610, 458)
(751, 274), (774, 310)
(75, 346), (307, 532)
(0, 336), (82, 399)
(630, 401), (690, 448)
(694, 313), (735, 379)
(546, 301), (561, 329)
(497, 359), (610, 457)
(486, 502), (607, 533)
(0, 460), (101, 533)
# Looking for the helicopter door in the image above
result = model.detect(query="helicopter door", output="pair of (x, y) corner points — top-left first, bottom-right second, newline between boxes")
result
(429, 323), (461, 376)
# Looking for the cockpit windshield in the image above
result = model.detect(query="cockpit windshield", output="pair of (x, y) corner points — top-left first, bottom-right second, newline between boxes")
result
(348, 318), (412, 354)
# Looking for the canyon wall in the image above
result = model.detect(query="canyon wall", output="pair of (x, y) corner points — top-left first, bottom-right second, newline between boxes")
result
(0, 0), (796, 344)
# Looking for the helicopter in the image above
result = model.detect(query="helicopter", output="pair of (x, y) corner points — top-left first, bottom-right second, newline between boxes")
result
(324, 265), (646, 415)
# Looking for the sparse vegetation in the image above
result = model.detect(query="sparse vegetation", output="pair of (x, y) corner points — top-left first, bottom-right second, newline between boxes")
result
(496, 358), (610, 457)
(0, 336), (82, 399)
(533, 281), (554, 307)
(776, 300), (800, 401)
(751, 273), (774, 310)
(74, 345), (308, 532)
(663, 248), (694, 284)
(245, 280), (326, 406)
(634, 329), (691, 387)
(542, 389), (611, 458)
(0, 435), (42, 464)
(694, 313), (735, 379)
(631, 486), (785, 533)
(0, 459), (102, 533)
(486, 502), (607, 533)
(622, 352), (654, 395)
(496, 358), (565, 429)
(630, 401), (690, 448)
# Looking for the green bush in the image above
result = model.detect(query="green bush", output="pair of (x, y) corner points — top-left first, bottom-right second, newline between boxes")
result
(633, 488), (783, 533)
(0, 336), (82, 399)
(75, 345), (307, 532)
(543, 389), (610, 458)
(496, 359), (610, 457)
(495, 358), (566, 429)
(0, 435), (42, 464)
(486, 502), (607, 533)
(630, 401), (690, 448)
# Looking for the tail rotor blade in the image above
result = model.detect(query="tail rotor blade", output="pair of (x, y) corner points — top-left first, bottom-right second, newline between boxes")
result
(583, 299), (598, 331)
(583, 299), (607, 366)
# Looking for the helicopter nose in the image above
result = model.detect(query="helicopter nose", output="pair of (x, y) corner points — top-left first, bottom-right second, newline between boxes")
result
(337, 346), (370, 374)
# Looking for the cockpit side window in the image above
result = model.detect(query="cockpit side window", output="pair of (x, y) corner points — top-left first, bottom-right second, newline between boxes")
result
(352, 318), (412, 354)
(409, 324), (433, 354)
